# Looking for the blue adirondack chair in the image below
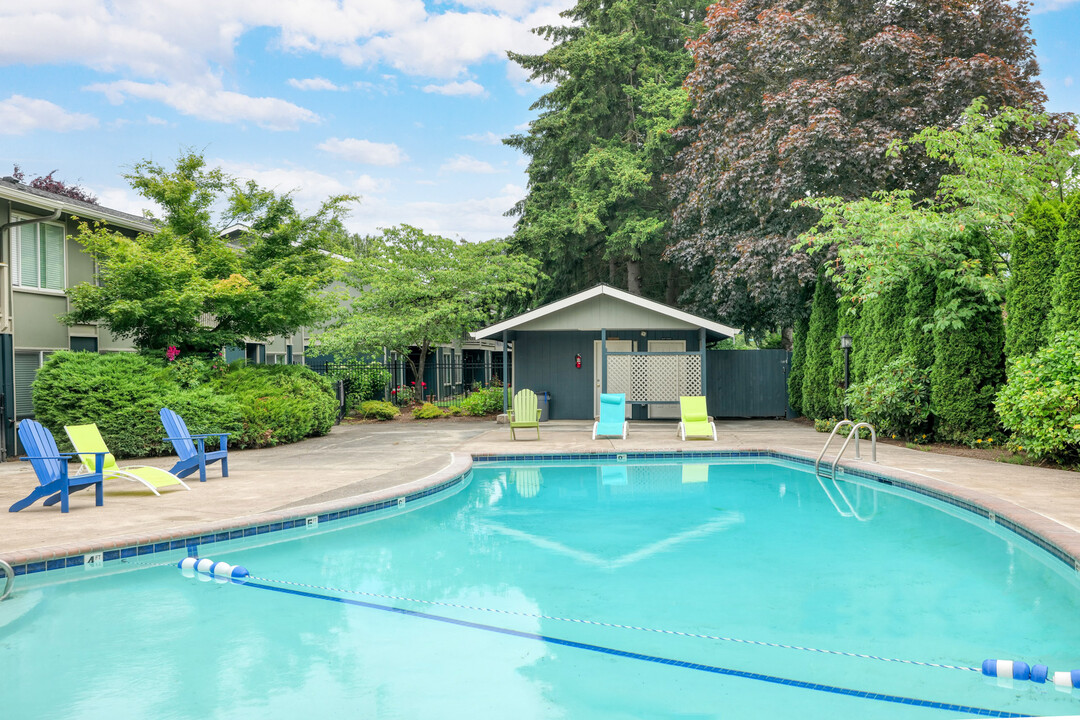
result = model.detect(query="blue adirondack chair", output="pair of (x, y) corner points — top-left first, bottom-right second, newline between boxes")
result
(159, 408), (230, 483)
(11, 419), (106, 513)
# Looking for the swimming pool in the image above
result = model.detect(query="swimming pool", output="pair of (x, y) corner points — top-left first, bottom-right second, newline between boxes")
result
(3, 455), (1079, 718)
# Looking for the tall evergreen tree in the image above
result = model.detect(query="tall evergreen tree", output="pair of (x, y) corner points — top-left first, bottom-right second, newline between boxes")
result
(853, 283), (906, 383)
(931, 236), (1005, 442)
(903, 268), (937, 372)
(787, 314), (809, 415)
(1050, 195), (1080, 335)
(506, 0), (709, 305)
(668, 0), (1046, 332)
(1006, 197), (1062, 356)
(802, 274), (840, 419)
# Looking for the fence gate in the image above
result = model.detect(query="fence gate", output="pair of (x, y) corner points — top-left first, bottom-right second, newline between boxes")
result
(706, 349), (791, 418)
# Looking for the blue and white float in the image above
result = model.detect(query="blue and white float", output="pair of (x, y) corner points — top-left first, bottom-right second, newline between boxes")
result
(178, 557), (249, 584)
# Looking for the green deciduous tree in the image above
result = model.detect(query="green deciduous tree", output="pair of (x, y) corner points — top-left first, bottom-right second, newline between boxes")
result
(801, 274), (840, 419)
(669, 0), (1047, 333)
(797, 103), (1079, 329)
(314, 225), (540, 389)
(1050, 196), (1080, 335)
(1006, 197), (1062, 356)
(505, 0), (708, 305)
(64, 152), (351, 356)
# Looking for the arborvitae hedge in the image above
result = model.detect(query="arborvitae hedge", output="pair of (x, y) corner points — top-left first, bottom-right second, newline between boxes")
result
(1050, 194), (1080, 335)
(1006, 198), (1062, 357)
(801, 274), (841, 420)
(930, 236), (1005, 443)
(853, 282), (906, 383)
(787, 314), (809, 416)
(903, 266), (937, 371)
(830, 297), (859, 411)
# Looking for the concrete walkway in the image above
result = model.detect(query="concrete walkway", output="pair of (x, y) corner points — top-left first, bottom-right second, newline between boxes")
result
(2, 419), (1079, 569)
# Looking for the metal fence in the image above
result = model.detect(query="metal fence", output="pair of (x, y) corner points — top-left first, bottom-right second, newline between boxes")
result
(307, 357), (509, 408)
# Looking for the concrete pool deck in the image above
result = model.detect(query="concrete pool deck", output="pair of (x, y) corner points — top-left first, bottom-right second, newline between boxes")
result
(2, 419), (1080, 572)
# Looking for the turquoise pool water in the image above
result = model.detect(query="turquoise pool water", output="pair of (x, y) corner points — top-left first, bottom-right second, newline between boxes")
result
(3, 457), (1080, 718)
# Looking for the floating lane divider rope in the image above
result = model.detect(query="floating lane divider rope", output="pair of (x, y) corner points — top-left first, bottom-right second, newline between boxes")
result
(185, 567), (1034, 718)
(178, 557), (249, 584)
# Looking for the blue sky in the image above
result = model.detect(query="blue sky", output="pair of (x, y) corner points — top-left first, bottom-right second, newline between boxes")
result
(1, 0), (1077, 242)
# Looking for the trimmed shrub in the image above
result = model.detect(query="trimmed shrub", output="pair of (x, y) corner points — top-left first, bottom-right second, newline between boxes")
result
(32, 351), (242, 458)
(801, 274), (841, 420)
(930, 237), (1005, 444)
(459, 385), (506, 416)
(1050, 194), (1080, 335)
(787, 315), (809, 416)
(903, 267), (937, 372)
(211, 364), (337, 447)
(327, 361), (392, 410)
(412, 402), (445, 419)
(846, 355), (931, 440)
(1006, 198), (1061, 357)
(996, 332), (1080, 462)
(358, 400), (399, 420)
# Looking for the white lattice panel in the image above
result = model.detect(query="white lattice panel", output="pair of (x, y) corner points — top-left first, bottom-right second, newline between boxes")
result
(607, 354), (702, 403)
(685, 356), (702, 395)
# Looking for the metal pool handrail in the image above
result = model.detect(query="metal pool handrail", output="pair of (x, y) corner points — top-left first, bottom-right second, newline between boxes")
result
(0, 559), (13, 601)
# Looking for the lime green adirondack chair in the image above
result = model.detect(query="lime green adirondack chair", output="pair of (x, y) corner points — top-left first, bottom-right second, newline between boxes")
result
(510, 389), (542, 440)
(65, 423), (190, 495)
(678, 396), (717, 441)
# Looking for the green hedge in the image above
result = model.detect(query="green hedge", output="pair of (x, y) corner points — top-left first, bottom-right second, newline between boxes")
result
(787, 315), (809, 416)
(358, 400), (399, 420)
(996, 332), (1080, 462)
(31, 352), (332, 457)
(212, 364), (337, 447)
(1051, 195), (1080, 335)
(459, 385), (505, 416)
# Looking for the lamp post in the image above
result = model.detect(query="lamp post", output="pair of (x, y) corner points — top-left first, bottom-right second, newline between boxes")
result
(840, 334), (853, 420)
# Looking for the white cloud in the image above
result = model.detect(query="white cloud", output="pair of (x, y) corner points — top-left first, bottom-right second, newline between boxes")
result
(422, 80), (487, 97)
(95, 185), (160, 218)
(318, 137), (408, 166)
(215, 159), (381, 211)
(87, 79), (320, 130)
(1066, 76), (1075, 88)
(288, 76), (345, 91)
(1030, 0), (1080, 13)
(440, 154), (498, 174)
(0, 95), (97, 135)
(145, 115), (169, 125)
(463, 131), (505, 144)
(351, 185), (524, 241)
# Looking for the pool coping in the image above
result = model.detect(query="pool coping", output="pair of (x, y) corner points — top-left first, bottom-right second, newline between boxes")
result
(3, 448), (1079, 582)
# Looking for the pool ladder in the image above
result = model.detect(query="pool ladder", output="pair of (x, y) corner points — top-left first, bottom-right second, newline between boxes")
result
(815, 421), (878, 521)
(1, 559), (13, 601)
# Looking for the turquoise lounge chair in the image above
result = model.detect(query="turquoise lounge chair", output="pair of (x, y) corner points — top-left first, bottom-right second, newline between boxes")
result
(160, 408), (230, 483)
(678, 396), (717, 441)
(509, 389), (541, 440)
(592, 393), (629, 439)
(10, 419), (106, 513)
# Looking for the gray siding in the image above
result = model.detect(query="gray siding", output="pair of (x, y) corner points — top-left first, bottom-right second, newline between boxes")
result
(512, 329), (702, 420)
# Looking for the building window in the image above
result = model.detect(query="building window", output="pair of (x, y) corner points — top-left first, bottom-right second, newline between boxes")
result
(12, 219), (65, 291)
(14, 351), (51, 418)
(70, 336), (99, 353)
(245, 343), (265, 364)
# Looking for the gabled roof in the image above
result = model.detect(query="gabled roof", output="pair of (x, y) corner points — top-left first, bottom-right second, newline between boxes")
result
(0, 177), (157, 234)
(472, 283), (739, 339)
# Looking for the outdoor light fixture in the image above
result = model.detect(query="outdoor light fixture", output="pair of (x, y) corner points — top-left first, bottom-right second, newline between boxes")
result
(840, 334), (853, 420)
(575, 353), (582, 369)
